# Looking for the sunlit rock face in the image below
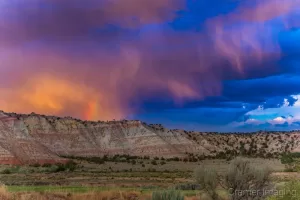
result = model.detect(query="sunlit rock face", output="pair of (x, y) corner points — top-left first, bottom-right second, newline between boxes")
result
(0, 110), (299, 165)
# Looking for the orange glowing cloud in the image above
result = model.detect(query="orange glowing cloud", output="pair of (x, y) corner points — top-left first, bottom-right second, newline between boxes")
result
(0, 75), (124, 121)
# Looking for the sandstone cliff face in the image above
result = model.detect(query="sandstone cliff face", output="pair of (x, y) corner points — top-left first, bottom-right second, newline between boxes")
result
(0, 111), (299, 164)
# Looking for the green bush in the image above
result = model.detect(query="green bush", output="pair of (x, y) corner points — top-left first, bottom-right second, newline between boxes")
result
(43, 161), (77, 173)
(65, 160), (77, 172)
(268, 180), (300, 200)
(42, 163), (52, 168)
(225, 157), (272, 200)
(131, 160), (136, 165)
(194, 157), (272, 200)
(194, 168), (219, 199)
(54, 163), (66, 172)
(1, 169), (11, 174)
(30, 163), (41, 167)
(291, 152), (300, 158)
(151, 160), (158, 165)
(281, 153), (294, 164)
(284, 167), (296, 172)
(152, 190), (184, 200)
(175, 183), (201, 190)
(160, 161), (166, 165)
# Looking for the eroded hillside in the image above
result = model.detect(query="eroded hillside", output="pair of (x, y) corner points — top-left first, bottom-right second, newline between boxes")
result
(0, 111), (299, 164)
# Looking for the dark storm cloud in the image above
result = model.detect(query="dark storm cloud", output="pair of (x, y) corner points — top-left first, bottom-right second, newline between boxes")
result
(0, 0), (184, 45)
(223, 75), (300, 102)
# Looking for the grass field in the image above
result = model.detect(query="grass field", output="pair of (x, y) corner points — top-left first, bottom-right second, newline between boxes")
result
(6, 185), (200, 196)
(0, 158), (284, 186)
(0, 157), (289, 199)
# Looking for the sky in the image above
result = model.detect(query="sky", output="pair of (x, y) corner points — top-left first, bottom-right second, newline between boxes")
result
(0, 0), (300, 132)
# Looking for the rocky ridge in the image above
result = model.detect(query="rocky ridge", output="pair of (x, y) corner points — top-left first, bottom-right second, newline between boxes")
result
(0, 111), (299, 164)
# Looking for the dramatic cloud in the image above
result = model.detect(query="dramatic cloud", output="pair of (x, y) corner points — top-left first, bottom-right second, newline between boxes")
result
(206, 0), (300, 73)
(0, 0), (300, 123)
(0, 0), (184, 45)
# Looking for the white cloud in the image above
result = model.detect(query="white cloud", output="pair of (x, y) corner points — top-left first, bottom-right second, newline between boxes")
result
(283, 98), (290, 107)
(258, 105), (264, 110)
(231, 94), (300, 129)
(268, 115), (300, 125)
(270, 116), (286, 124)
(291, 95), (300, 107)
(230, 118), (264, 127)
(246, 118), (265, 125)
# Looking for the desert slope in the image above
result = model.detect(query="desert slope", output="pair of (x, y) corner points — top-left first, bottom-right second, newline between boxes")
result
(0, 111), (299, 164)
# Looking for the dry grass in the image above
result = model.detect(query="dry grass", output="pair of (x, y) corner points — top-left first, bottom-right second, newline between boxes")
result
(184, 198), (198, 200)
(71, 190), (149, 200)
(0, 187), (153, 200)
(0, 185), (11, 200)
(13, 192), (68, 200)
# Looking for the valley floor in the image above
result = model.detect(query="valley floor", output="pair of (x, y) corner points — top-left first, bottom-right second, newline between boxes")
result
(0, 158), (284, 186)
(0, 158), (289, 199)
